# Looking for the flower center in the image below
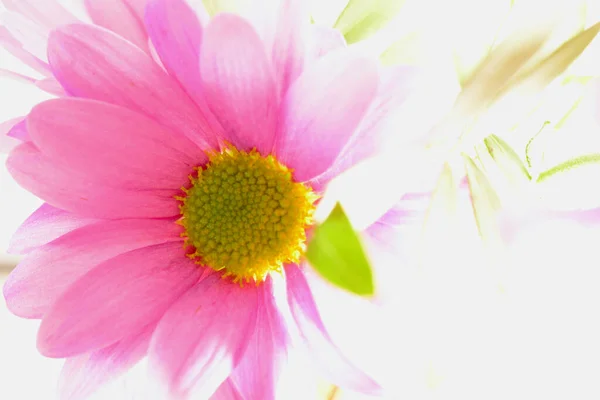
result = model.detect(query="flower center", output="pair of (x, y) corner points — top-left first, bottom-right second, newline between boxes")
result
(178, 146), (317, 284)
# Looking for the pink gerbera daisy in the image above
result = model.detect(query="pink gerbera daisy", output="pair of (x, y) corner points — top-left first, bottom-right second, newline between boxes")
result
(1, 0), (424, 398)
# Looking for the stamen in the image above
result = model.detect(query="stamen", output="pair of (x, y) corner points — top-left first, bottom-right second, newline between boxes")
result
(178, 146), (317, 284)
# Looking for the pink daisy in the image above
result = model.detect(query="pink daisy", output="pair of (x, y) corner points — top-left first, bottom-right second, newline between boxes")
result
(1, 0), (423, 398)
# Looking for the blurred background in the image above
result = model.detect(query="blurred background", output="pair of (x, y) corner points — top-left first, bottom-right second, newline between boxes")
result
(2, 0), (600, 399)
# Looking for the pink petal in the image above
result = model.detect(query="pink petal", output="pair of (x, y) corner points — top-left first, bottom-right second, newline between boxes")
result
(309, 25), (346, 59)
(1, 0), (77, 31)
(7, 119), (28, 141)
(8, 203), (98, 254)
(554, 208), (600, 225)
(59, 324), (155, 400)
(0, 116), (24, 153)
(149, 274), (258, 399)
(28, 98), (205, 190)
(364, 193), (430, 254)
(0, 25), (51, 76)
(347, 66), (420, 150)
(200, 13), (278, 155)
(274, 50), (379, 182)
(37, 242), (201, 358)
(285, 265), (381, 395)
(6, 142), (180, 219)
(122, 0), (148, 22)
(84, 0), (150, 52)
(35, 77), (67, 96)
(0, 134), (19, 153)
(231, 278), (289, 400)
(270, 0), (308, 95)
(144, 0), (224, 136)
(0, 68), (36, 84)
(210, 379), (244, 400)
(4, 218), (183, 319)
(308, 66), (419, 190)
(0, 71), (66, 96)
(499, 208), (600, 245)
(1, 11), (55, 61)
(0, 39), (64, 95)
(47, 23), (218, 150)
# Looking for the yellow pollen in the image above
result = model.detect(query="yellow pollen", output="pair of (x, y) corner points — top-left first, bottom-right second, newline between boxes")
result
(178, 146), (317, 285)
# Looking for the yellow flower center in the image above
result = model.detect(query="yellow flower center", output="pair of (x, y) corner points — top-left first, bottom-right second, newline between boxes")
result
(178, 146), (317, 284)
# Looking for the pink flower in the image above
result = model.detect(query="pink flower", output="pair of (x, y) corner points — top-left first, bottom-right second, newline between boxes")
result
(1, 0), (421, 398)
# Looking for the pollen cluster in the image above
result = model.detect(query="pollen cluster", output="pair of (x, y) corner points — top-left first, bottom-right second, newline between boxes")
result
(178, 147), (317, 284)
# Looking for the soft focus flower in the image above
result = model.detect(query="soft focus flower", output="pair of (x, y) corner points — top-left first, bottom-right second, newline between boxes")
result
(0, 0), (431, 398)
(361, 17), (600, 400)
(300, 10), (600, 398)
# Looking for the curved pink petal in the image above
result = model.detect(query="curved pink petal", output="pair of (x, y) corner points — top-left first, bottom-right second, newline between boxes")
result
(1, 0), (77, 31)
(37, 242), (200, 358)
(284, 265), (381, 395)
(270, 0), (308, 95)
(346, 66), (420, 151)
(553, 208), (600, 225)
(28, 98), (205, 190)
(309, 25), (346, 59)
(144, 0), (224, 136)
(0, 26), (52, 76)
(274, 50), (378, 182)
(0, 32), (64, 96)
(35, 76), (67, 96)
(0, 68), (64, 96)
(0, 68), (36, 84)
(7, 119), (29, 141)
(0, 134), (19, 153)
(231, 278), (289, 400)
(499, 208), (600, 245)
(7, 142), (180, 219)
(149, 274), (258, 399)
(210, 379), (244, 400)
(2, 11), (58, 62)
(47, 23), (218, 150)
(0, 116), (24, 153)
(1, 117), (25, 136)
(59, 323), (155, 400)
(84, 0), (150, 52)
(4, 218), (183, 319)
(8, 203), (98, 254)
(308, 66), (419, 190)
(364, 193), (430, 255)
(200, 13), (278, 155)
(122, 0), (148, 22)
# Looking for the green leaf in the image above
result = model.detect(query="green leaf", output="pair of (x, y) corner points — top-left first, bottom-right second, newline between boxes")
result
(452, 0), (514, 86)
(554, 96), (584, 129)
(463, 155), (502, 243)
(417, 163), (458, 267)
(484, 134), (532, 182)
(306, 203), (374, 296)
(551, 76), (594, 130)
(333, 0), (405, 44)
(510, 22), (600, 90)
(534, 154), (600, 210)
(453, 21), (600, 132)
(454, 22), (552, 115)
(379, 32), (423, 66)
(423, 163), (457, 223)
(562, 75), (594, 85)
(525, 120), (551, 169)
(537, 153), (600, 182)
